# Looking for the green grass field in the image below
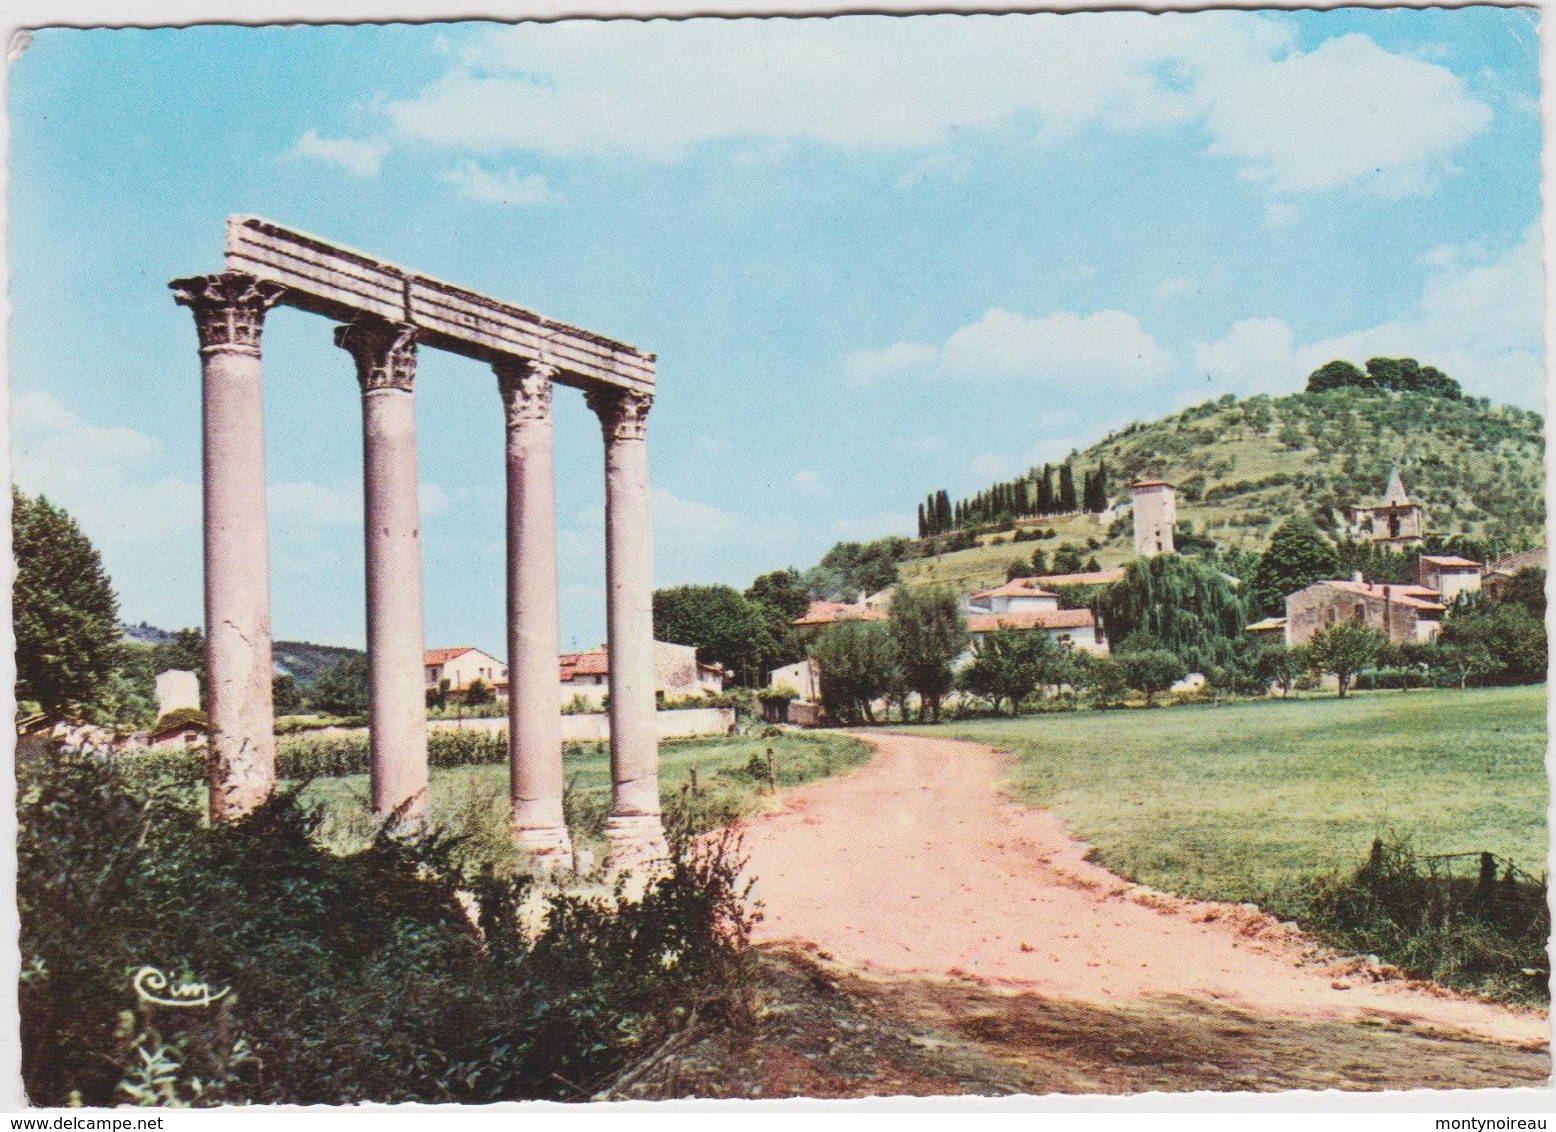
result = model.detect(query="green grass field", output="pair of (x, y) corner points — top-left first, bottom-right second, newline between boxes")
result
(299, 730), (871, 864)
(929, 685), (1547, 904)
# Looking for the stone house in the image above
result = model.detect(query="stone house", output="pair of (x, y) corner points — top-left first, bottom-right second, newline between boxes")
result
(1285, 575), (1445, 646)
(1418, 555), (1483, 603)
(559, 640), (725, 708)
(424, 646), (508, 694)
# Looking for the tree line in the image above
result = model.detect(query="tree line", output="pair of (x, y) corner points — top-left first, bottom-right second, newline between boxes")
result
(917, 460), (1112, 538)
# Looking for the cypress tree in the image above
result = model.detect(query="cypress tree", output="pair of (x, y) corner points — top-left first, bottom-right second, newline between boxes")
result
(917, 502), (927, 539)
(1059, 463), (1077, 513)
(1038, 466), (1055, 516)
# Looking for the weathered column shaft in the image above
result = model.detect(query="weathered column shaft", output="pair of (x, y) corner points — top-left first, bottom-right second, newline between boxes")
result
(587, 388), (666, 867)
(335, 319), (430, 823)
(170, 272), (285, 824)
(496, 360), (571, 862)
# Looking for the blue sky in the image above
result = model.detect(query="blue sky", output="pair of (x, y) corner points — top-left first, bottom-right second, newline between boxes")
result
(7, 9), (1543, 656)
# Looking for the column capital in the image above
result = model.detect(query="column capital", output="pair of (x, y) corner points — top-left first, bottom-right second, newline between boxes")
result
(585, 387), (653, 442)
(334, 318), (418, 393)
(495, 358), (558, 426)
(169, 272), (286, 356)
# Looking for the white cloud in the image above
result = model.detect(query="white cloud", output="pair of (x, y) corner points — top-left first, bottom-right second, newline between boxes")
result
(378, 17), (1487, 198)
(1192, 225), (1543, 406)
(844, 341), (939, 386)
(849, 308), (1169, 388)
(1201, 34), (1491, 198)
(892, 435), (946, 455)
(790, 469), (826, 496)
(1152, 276), (1198, 302)
(268, 481), (361, 526)
(441, 161), (555, 205)
(288, 129), (390, 177)
(1264, 202), (1301, 229)
(943, 308), (1170, 384)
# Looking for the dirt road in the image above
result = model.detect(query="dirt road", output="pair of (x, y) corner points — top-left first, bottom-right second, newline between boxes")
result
(721, 731), (1549, 1094)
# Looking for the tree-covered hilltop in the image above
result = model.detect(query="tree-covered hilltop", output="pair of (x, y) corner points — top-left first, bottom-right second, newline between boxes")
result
(884, 383), (1544, 597)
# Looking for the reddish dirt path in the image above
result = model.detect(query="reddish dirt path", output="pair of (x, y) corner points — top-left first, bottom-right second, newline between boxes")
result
(738, 731), (1548, 1051)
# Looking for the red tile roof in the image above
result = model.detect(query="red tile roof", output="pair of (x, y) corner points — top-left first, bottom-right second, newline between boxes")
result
(1131, 479), (1173, 489)
(969, 579), (1060, 600)
(1030, 567), (1127, 588)
(1317, 578), (1445, 612)
(793, 601), (889, 626)
(1420, 555), (1482, 569)
(967, 609), (1095, 633)
(424, 646), (476, 666)
(559, 649), (610, 678)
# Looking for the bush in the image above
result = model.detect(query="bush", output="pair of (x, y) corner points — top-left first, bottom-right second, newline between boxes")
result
(1275, 839), (1548, 1006)
(19, 750), (760, 1105)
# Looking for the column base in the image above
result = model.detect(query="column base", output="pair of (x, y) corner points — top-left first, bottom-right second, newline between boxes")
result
(512, 823), (574, 870)
(604, 813), (669, 875)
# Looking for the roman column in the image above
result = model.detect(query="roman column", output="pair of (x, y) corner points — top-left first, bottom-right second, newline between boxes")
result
(585, 387), (667, 868)
(170, 272), (286, 824)
(335, 318), (430, 825)
(495, 359), (571, 864)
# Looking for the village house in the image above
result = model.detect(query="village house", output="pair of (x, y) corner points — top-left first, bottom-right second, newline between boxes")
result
(1285, 574), (1445, 646)
(1481, 548), (1547, 601)
(424, 646), (508, 694)
(1418, 554), (1483, 603)
(966, 578), (1060, 615)
(559, 640), (725, 708)
(963, 608), (1108, 654)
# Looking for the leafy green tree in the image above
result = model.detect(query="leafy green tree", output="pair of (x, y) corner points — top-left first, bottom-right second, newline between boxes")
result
(1305, 359), (1366, 393)
(1438, 603), (1546, 687)
(1051, 544), (1086, 574)
(1118, 649), (1187, 706)
(1307, 621), (1384, 698)
(463, 677), (494, 706)
(272, 673), (303, 715)
(804, 537), (911, 601)
(1253, 643), (1307, 697)
(888, 584), (967, 722)
(1497, 566), (1546, 620)
(1100, 555), (1246, 657)
(12, 489), (122, 717)
(810, 620), (897, 724)
(1029, 547), (1048, 575)
(957, 629), (1040, 715)
(1006, 558), (1034, 582)
(653, 584), (773, 685)
(1248, 516), (1341, 618)
(745, 568), (811, 670)
(311, 654), (370, 716)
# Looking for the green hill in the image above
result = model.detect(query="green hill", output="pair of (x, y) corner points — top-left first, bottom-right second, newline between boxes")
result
(897, 388), (1543, 595)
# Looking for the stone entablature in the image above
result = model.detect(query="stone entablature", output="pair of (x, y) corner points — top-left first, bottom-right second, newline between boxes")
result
(174, 217), (665, 870)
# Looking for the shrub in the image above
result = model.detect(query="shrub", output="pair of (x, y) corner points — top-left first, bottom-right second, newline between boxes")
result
(1275, 839), (1548, 1006)
(19, 750), (760, 1105)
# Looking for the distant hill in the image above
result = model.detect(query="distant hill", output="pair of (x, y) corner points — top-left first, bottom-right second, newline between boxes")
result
(120, 623), (364, 688)
(895, 387), (1544, 595)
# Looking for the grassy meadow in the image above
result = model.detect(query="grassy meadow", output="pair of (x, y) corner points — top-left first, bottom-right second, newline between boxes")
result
(299, 729), (871, 865)
(929, 685), (1547, 903)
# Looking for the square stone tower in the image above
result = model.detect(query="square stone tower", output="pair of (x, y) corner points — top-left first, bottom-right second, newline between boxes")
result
(1131, 479), (1176, 557)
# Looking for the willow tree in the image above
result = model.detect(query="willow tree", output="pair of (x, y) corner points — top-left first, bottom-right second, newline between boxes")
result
(1099, 554), (1247, 659)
